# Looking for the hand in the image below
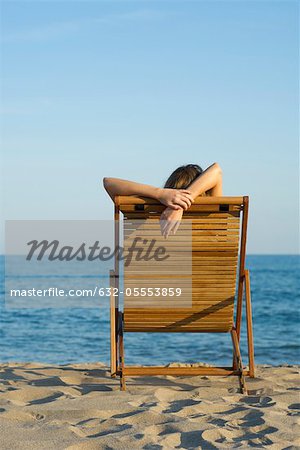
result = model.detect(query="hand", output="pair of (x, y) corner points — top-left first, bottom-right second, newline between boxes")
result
(157, 188), (193, 210)
(160, 207), (183, 238)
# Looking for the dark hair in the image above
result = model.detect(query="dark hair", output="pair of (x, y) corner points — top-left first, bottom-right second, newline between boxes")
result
(164, 164), (203, 190)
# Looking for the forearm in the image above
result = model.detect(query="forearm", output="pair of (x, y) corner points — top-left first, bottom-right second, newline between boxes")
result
(103, 177), (161, 201)
(187, 163), (223, 199)
(103, 177), (194, 210)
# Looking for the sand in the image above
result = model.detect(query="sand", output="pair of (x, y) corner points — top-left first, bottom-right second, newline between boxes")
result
(0, 363), (299, 449)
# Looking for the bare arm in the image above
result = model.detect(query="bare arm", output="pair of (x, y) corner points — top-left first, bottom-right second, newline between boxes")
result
(103, 177), (194, 210)
(103, 177), (161, 200)
(188, 162), (223, 199)
(160, 162), (223, 237)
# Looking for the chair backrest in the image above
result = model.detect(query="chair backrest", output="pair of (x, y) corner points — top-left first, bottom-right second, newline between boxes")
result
(114, 196), (249, 333)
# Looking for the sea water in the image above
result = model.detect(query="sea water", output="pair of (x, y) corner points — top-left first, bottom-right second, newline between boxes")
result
(0, 255), (299, 366)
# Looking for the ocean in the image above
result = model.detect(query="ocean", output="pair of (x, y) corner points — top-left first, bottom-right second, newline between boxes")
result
(1, 255), (299, 366)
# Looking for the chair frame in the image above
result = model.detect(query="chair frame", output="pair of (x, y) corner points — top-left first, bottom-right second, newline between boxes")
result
(109, 196), (254, 392)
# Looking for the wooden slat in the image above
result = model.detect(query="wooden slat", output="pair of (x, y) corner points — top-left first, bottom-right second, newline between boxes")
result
(124, 294), (235, 300)
(124, 228), (239, 235)
(124, 304), (234, 311)
(124, 317), (233, 323)
(125, 307), (233, 312)
(124, 271), (236, 276)
(126, 313), (232, 327)
(124, 231), (240, 237)
(118, 195), (244, 205)
(127, 263), (238, 268)
(128, 258), (238, 264)
(123, 366), (242, 376)
(125, 271), (237, 276)
(124, 294), (236, 300)
(124, 321), (233, 326)
(124, 307), (234, 313)
(124, 238), (239, 245)
(124, 310), (233, 316)
(124, 236), (240, 243)
(124, 326), (233, 332)
(124, 281), (235, 289)
(124, 275), (236, 280)
(125, 301), (235, 309)
(124, 314), (234, 319)
(124, 214), (240, 221)
(125, 307), (233, 316)
(124, 310), (233, 317)
(123, 290), (235, 294)
(123, 327), (232, 332)
(123, 215), (241, 220)
(124, 289), (236, 295)
(124, 322), (233, 327)
(121, 205), (241, 215)
(124, 320), (233, 326)
(123, 236), (239, 242)
(123, 246), (239, 252)
(124, 315), (234, 322)
(124, 279), (236, 284)
(125, 307), (232, 312)
(124, 215), (240, 222)
(125, 259), (237, 265)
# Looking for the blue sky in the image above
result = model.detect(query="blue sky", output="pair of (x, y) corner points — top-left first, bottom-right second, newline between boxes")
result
(1, 0), (299, 253)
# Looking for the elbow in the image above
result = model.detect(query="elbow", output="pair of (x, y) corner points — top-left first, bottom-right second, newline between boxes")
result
(103, 177), (111, 189)
(103, 177), (116, 199)
(213, 162), (222, 175)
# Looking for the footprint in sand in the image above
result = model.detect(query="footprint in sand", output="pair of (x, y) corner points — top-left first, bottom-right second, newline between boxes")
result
(86, 423), (132, 438)
(112, 410), (143, 420)
(159, 431), (182, 448)
(208, 417), (228, 427)
(0, 409), (44, 422)
(239, 396), (276, 408)
(203, 424), (278, 447)
(134, 433), (144, 440)
(227, 387), (242, 394)
(202, 427), (234, 445)
(31, 412), (45, 421)
(163, 398), (201, 414)
(68, 425), (88, 438)
(238, 410), (265, 427)
(287, 403), (300, 416)
(288, 403), (300, 410)
(129, 401), (163, 415)
(139, 401), (158, 408)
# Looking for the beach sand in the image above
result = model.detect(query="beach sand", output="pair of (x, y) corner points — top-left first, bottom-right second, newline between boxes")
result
(0, 363), (299, 449)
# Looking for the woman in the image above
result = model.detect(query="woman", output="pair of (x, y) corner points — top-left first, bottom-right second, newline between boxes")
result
(103, 162), (222, 237)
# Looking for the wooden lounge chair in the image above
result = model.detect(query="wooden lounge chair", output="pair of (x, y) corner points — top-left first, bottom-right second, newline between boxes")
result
(109, 195), (254, 392)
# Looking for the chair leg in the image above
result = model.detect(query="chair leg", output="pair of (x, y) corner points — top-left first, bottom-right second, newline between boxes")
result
(111, 317), (118, 378)
(115, 307), (119, 375)
(231, 329), (247, 394)
(233, 275), (245, 371)
(232, 349), (238, 372)
(110, 270), (118, 377)
(245, 270), (255, 378)
(119, 313), (126, 391)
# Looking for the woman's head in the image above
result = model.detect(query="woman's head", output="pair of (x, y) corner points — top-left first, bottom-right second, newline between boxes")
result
(164, 164), (203, 190)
